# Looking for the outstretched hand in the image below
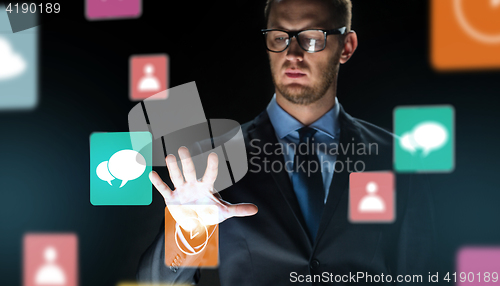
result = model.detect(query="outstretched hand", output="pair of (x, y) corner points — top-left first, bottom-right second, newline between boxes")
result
(150, 146), (258, 233)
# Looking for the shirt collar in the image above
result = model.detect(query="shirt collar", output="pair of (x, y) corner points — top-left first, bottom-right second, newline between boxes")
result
(266, 94), (340, 140)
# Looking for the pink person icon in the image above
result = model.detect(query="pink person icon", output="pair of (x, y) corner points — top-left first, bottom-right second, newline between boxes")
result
(349, 172), (395, 223)
(23, 234), (78, 286)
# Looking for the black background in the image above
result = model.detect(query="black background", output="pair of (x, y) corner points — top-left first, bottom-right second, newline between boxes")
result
(1, 0), (500, 285)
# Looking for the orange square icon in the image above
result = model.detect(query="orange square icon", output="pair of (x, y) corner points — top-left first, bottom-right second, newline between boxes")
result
(349, 172), (395, 223)
(431, 0), (500, 71)
(164, 206), (218, 268)
(130, 54), (168, 101)
(23, 233), (78, 286)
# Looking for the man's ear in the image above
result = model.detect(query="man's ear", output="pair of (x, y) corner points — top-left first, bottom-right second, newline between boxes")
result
(340, 30), (358, 64)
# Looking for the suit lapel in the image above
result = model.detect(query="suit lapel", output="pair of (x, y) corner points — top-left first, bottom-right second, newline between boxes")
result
(247, 106), (362, 248)
(248, 111), (312, 248)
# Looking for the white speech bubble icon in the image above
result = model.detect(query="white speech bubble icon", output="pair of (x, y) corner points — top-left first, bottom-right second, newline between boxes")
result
(412, 122), (448, 157)
(400, 132), (417, 154)
(96, 161), (115, 185)
(108, 150), (146, 188)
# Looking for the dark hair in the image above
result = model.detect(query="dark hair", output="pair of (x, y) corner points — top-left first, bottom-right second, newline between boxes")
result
(264, 0), (352, 31)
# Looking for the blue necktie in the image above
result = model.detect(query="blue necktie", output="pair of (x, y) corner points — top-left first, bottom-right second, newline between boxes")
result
(292, 127), (325, 242)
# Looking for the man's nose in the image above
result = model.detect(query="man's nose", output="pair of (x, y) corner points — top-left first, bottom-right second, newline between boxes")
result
(286, 37), (304, 62)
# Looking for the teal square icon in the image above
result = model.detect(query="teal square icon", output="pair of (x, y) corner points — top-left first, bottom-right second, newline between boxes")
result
(394, 105), (454, 173)
(90, 132), (152, 205)
(0, 4), (38, 111)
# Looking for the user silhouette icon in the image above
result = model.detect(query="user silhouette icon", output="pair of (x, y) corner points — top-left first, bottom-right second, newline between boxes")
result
(358, 181), (385, 213)
(138, 64), (160, 92)
(34, 246), (66, 285)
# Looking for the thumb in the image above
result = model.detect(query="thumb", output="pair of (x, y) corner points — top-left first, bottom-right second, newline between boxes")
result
(225, 203), (258, 218)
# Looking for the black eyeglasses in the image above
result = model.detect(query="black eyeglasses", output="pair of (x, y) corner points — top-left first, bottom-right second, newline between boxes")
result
(261, 27), (347, 53)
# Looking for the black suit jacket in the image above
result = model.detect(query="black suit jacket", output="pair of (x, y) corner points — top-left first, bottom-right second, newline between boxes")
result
(137, 105), (436, 285)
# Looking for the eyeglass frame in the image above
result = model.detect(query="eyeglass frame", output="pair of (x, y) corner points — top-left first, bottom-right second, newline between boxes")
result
(261, 27), (347, 53)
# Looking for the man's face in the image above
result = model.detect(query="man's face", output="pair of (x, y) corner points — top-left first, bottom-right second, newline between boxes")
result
(267, 0), (343, 105)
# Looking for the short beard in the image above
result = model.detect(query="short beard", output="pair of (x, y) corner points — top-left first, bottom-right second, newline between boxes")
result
(271, 55), (339, 106)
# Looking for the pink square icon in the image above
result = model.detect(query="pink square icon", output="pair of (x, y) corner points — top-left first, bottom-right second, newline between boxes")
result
(86, 0), (141, 21)
(349, 171), (395, 223)
(130, 54), (169, 101)
(457, 247), (500, 285)
(23, 233), (78, 286)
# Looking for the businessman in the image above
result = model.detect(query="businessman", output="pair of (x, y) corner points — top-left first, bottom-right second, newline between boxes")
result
(137, 0), (435, 284)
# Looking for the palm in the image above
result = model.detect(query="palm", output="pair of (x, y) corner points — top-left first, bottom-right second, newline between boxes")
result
(150, 147), (258, 232)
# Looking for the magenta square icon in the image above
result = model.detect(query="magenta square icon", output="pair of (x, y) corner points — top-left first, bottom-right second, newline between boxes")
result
(86, 0), (141, 21)
(457, 247), (500, 285)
